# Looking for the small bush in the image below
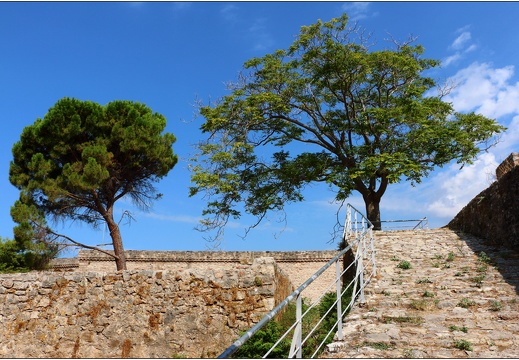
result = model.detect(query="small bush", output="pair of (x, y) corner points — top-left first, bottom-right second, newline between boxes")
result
(454, 339), (473, 351)
(449, 325), (468, 333)
(478, 251), (492, 264)
(422, 291), (434, 298)
(363, 342), (392, 350)
(471, 274), (485, 286)
(397, 260), (411, 270)
(416, 278), (433, 284)
(489, 300), (502, 312)
(233, 287), (352, 358)
(457, 298), (475, 308)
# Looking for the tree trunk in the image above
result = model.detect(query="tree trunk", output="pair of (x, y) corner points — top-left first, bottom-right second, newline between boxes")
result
(342, 245), (356, 289)
(105, 210), (127, 271)
(364, 195), (382, 231)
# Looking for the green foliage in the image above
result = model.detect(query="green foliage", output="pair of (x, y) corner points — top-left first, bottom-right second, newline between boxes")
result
(489, 300), (502, 312)
(478, 251), (492, 264)
(449, 325), (468, 333)
(362, 342), (393, 350)
(0, 236), (57, 273)
(457, 298), (476, 308)
(416, 278), (433, 284)
(397, 260), (412, 270)
(422, 290), (435, 298)
(9, 97), (177, 270)
(190, 13), (505, 238)
(233, 288), (352, 358)
(233, 318), (291, 358)
(446, 252), (456, 262)
(454, 339), (473, 351)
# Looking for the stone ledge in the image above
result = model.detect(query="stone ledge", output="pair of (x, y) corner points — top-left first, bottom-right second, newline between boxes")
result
(73, 250), (337, 263)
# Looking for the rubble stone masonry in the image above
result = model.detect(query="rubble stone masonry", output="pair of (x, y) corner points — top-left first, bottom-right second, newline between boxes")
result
(448, 152), (519, 249)
(0, 257), (293, 358)
(53, 250), (339, 303)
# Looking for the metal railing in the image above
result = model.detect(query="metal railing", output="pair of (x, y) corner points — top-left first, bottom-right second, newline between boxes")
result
(380, 217), (428, 230)
(218, 203), (376, 358)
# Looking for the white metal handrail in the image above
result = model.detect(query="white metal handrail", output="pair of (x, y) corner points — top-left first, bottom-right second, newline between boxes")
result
(380, 217), (428, 230)
(218, 203), (376, 358)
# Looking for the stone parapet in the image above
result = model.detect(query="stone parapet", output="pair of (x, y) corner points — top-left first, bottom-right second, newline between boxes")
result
(0, 257), (293, 358)
(495, 152), (519, 180)
(76, 249), (337, 263)
(53, 250), (339, 303)
(449, 152), (519, 250)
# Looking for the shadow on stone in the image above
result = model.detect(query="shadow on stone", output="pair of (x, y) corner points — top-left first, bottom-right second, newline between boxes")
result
(448, 229), (519, 295)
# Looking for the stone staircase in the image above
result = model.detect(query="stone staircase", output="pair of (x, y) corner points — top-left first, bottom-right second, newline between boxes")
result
(322, 228), (519, 358)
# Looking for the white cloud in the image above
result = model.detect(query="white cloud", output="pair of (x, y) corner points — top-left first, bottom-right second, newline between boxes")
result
(220, 4), (239, 23)
(451, 31), (471, 50)
(341, 2), (374, 22)
(444, 62), (519, 118)
(443, 28), (477, 66)
(172, 2), (192, 11)
(443, 53), (461, 67)
(423, 62), (519, 219)
(426, 152), (498, 218)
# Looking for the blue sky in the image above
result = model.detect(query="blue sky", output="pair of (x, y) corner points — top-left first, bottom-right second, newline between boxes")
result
(1, 2), (519, 255)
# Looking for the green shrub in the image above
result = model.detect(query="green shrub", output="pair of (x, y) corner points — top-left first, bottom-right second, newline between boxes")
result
(233, 287), (353, 358)
(0, 236), (58, 273)
(457, 298), (475, 308)
(397, 260), (411, 270)
(454, 339), (473, 351)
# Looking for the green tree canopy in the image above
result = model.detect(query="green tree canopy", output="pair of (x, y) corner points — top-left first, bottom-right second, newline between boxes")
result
(0, 235), (58, 273)
(190, 14), (505, 238)
(10, 97), (178, 270)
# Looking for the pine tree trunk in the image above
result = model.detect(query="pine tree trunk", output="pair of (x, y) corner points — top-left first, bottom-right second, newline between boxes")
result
(105, 211), (127, 271)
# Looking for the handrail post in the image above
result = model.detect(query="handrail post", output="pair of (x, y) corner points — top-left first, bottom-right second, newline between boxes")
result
(289, 294), (303, 358)
(345, 204), (352, 239)
(335, 259), (343, 341)
(370, 227), (376, 277)
(358, 253), (365, 304)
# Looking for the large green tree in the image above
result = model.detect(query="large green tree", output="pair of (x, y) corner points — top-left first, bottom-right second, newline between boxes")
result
(10, 97), (178, 271)
(190, 14), (505, 238)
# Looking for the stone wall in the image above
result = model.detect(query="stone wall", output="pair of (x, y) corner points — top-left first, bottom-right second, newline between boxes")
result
(448, 153), (519, 250)
(495, 152), (519, 180)
(0, 257), (293, 358)
(54, 250), (339, 303)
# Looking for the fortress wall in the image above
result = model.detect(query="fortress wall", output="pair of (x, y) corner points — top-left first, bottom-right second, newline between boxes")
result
(448, 152), (519, 250)
(0, 257), (292, 358)
(57, 250), (340, 303)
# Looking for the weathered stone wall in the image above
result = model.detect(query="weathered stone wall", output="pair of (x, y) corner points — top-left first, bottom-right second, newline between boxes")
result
(0, 257), (293, 358)
(54, 250), (338, 303)
(495, 152), (519, 180)
(448, 154), (519, 250)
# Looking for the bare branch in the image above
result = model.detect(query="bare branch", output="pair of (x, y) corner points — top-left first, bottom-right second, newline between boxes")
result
(29, 219), (119, 260)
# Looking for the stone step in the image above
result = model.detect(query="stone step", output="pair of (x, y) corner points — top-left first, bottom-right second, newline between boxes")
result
(321, 228), (519, 358)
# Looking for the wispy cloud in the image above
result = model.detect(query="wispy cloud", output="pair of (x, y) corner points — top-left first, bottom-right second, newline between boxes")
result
(450, 31), (471, 50)
(443, 26), (478, 67)
(220, 4), (239, 23)
(172, 2), (192, 11)
(248, 17), (274, 52)
(341, 2), (375, 22)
